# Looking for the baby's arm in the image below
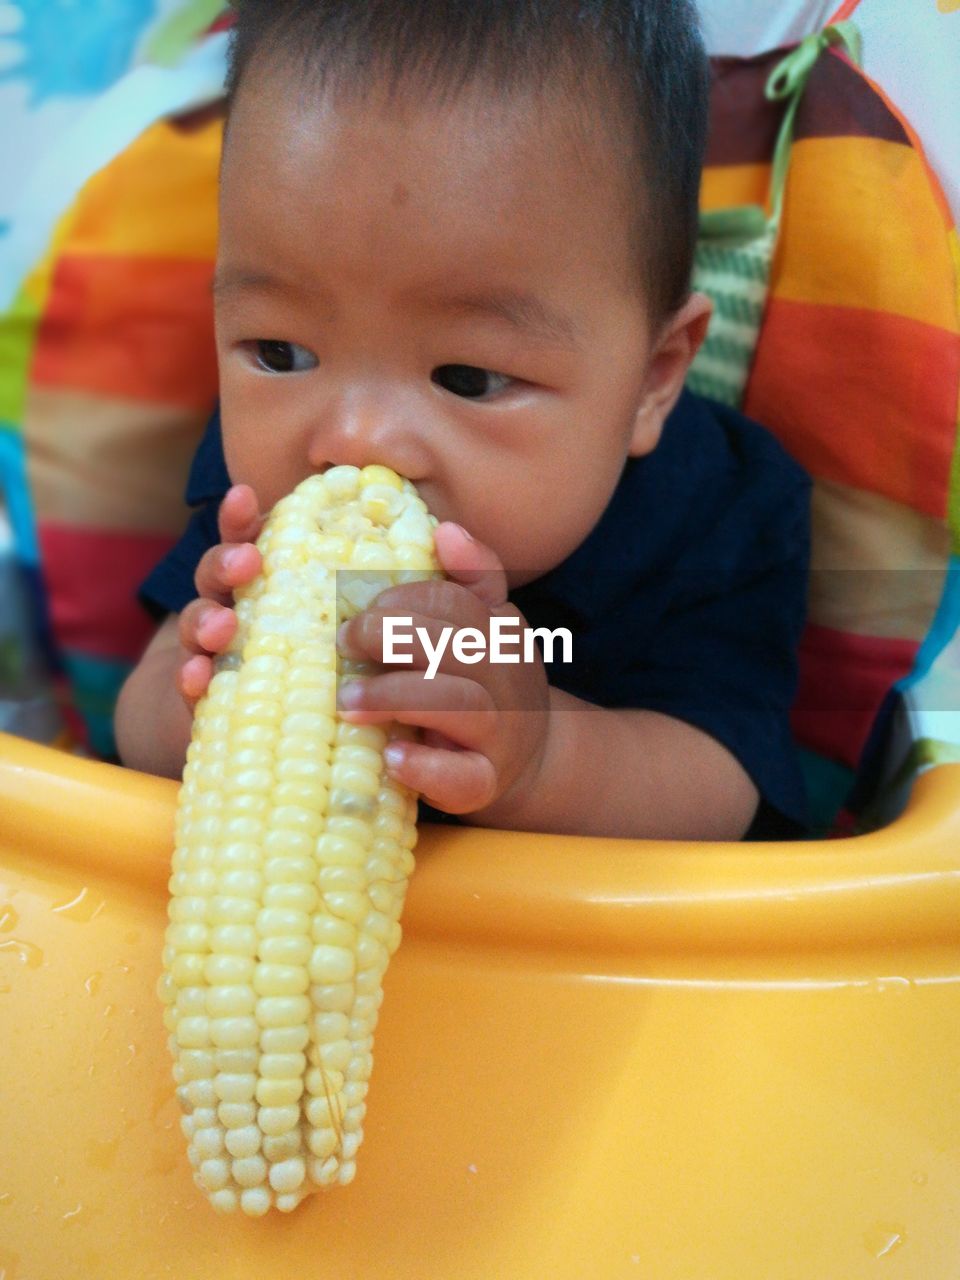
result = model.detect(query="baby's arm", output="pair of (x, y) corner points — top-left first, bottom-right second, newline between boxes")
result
(472, 692), (760, 840)
(114, 485), (263, 778)
(114, 615), (195, 778)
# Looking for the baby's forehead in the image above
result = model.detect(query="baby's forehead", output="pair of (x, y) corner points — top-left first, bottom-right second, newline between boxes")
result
(217, 56), (648, 325)
(224, 59), (639, 219)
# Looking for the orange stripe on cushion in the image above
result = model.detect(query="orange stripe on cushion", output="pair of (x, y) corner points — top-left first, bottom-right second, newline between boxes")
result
(38, 523), (176, 662)
(853, 60), (957, 230)
(775, 137), (959, 332)
(700, 163), (773, 213)
(32, 255), (218, 409)
(791, 624), (917, 767)
(65, 118), (220, 261)
(745, 300), (960, 518)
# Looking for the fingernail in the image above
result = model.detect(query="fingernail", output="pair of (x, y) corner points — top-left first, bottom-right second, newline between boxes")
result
(384, 744), (404, 770)
(197, 606), (220, 637)
(222, 548), (242, 573)
(453, 523), (475, 542)
(337, 680), (364, 710)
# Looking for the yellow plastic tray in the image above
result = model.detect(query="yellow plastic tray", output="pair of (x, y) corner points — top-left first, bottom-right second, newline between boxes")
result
(1, 730), (959, 1279)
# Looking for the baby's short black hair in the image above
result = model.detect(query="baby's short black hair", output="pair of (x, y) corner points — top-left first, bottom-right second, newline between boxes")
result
(225, 1), (709, 323)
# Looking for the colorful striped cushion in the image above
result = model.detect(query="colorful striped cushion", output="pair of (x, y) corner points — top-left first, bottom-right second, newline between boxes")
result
(700, 44), (960, 828)
(20, 110), (221, 752)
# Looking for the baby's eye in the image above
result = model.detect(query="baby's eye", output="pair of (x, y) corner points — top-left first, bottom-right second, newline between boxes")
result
(253, 340), (318, 374)
(431, 364), (512, 399)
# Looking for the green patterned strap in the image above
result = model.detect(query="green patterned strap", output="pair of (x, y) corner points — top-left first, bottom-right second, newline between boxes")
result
(765, 21), (862, 229)
(698, 205), (768, 243)
(688, 22), (862, 409)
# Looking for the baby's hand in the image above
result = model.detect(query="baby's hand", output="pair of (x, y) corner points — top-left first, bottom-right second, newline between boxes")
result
(176, 484), (264, 709)
(335, 524), (551, 818)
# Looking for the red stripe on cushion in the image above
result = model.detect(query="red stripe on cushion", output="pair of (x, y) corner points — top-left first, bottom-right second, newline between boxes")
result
(791, 623), (918, 766)
(745, 300), (960, 518)
(39, 523), (176, 662)
(32, 255), (218, 410)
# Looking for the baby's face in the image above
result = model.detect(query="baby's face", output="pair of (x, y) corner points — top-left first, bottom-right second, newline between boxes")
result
(215, 65), (660, 583)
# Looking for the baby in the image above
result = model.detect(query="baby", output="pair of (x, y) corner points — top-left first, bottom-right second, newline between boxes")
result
(115, 0), (811, 841)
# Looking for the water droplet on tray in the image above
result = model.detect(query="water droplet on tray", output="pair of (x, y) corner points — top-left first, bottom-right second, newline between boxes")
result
(52, 888), (106, 923)
(864, 1225), (906, 1259)
(0, 938), (43, 968)
(0, 1245), (23, 1279)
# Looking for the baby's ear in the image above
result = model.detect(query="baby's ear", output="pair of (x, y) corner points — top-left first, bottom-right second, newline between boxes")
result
(628, 291), (713, 456)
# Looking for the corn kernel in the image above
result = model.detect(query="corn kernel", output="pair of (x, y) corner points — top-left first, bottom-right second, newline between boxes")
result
(233, 1156), (268, 1189)
(214, 1073), (257, 1104)
(258, 1105), (300, 1137)
(218, 1101), (257, 1128)
(225, 1125), (262, 1159)
(262, 1131), (302, 1162)
(308, 945), (356, 984)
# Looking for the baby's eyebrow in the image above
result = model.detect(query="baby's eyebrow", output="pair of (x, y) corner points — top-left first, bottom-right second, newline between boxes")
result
(440, 289), (583, 351)
(211, 268), (291, 298)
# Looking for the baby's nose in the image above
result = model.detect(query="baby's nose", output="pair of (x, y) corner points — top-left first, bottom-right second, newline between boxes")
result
(307, 389), (428, 481)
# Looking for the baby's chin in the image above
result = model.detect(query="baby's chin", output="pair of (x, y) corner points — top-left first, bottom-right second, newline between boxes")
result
(504, 566), (554, 590)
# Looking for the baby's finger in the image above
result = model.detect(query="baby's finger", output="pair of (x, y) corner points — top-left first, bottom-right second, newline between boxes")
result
(337, 670), (496, 747)
(178, 597), (238, 655)
(432, 522), (509, 608)
(339, 599), (499, 685)
(383, 739), (497, 814)
(369, 577), (491, 629)
(194, 541), (262, 603)
(217, 483), (265, 545)
(178, 652), (214, 706)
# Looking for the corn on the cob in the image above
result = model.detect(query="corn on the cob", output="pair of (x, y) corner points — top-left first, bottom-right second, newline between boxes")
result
(159, 463), (440, 1215)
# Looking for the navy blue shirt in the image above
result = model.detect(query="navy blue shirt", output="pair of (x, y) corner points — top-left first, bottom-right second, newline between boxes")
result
(140, 391), (812, 839)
